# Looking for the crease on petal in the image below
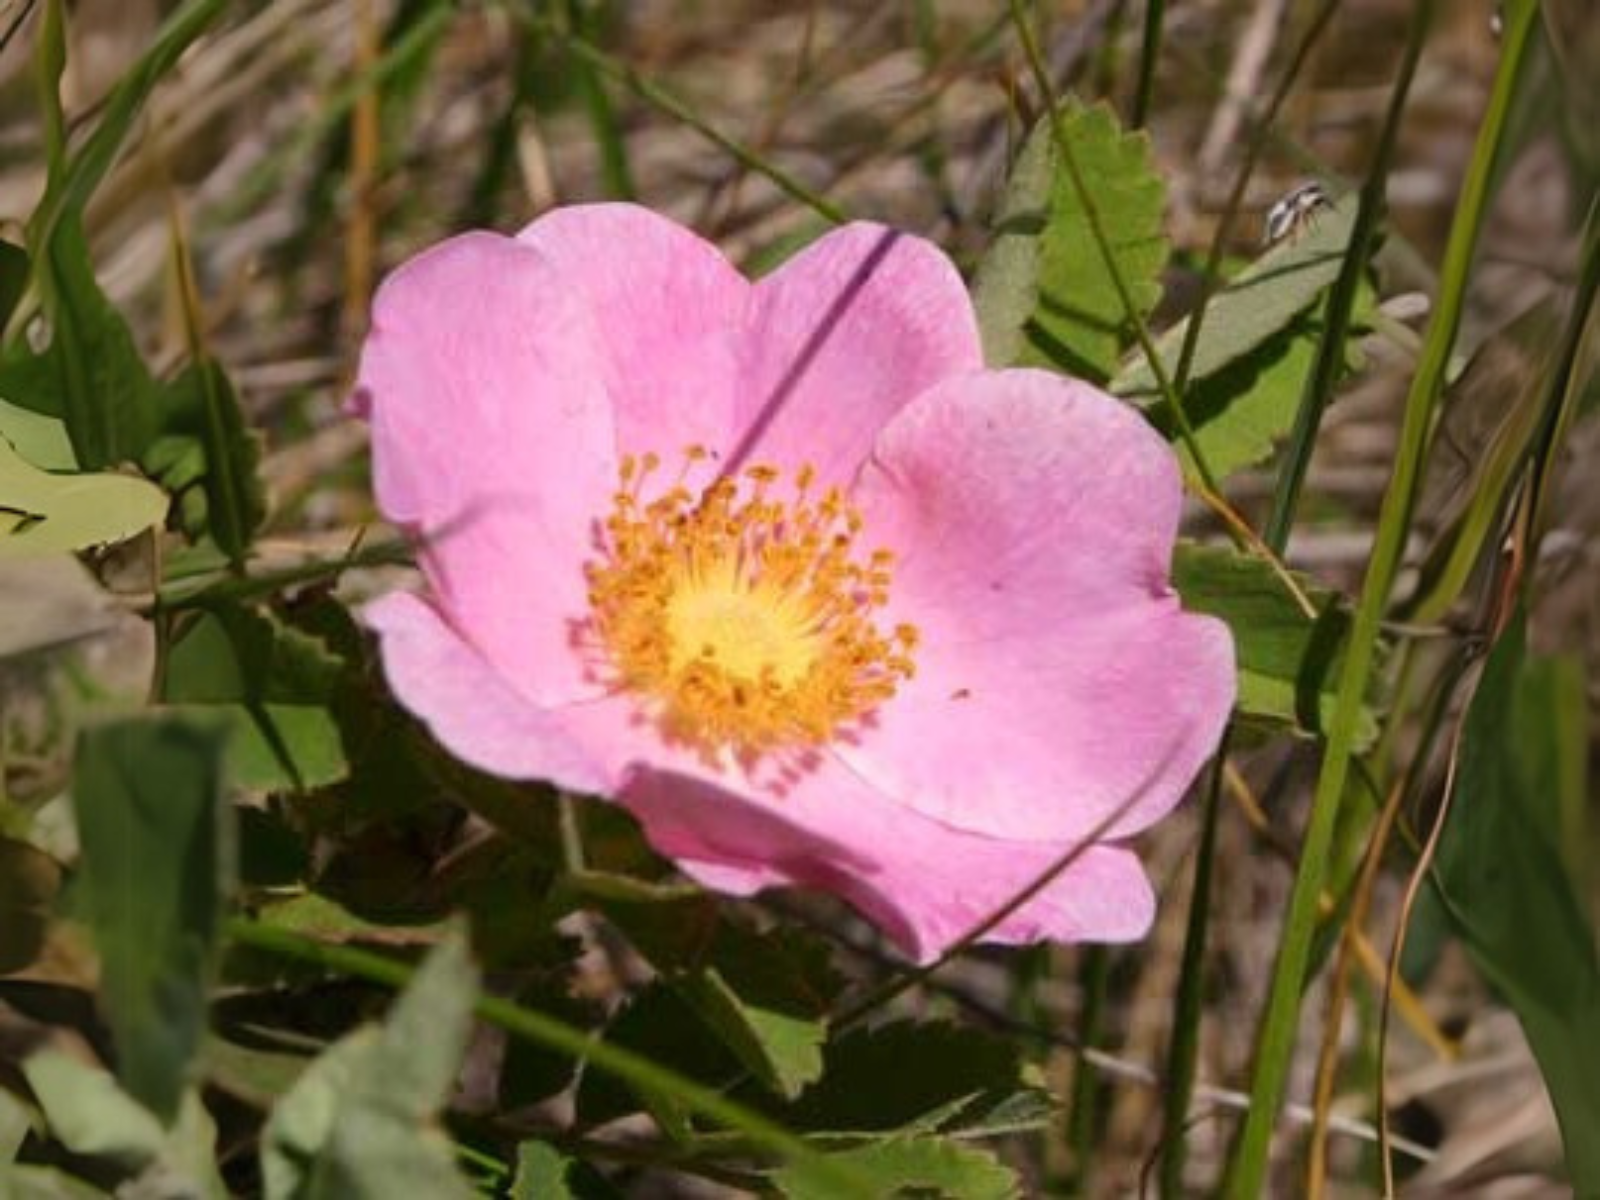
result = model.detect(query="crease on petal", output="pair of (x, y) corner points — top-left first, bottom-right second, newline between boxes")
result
(732, 223), (983, 486)
(617, 755), (1160, 963)
(515, 203), (746, 461)
(355, 231), (619, 706)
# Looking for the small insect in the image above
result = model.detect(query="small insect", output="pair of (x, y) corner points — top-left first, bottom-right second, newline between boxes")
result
(1263, 181), (1332, 247)
(1490, 3), (1503, 39)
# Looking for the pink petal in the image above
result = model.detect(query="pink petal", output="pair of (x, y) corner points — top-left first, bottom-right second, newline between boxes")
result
(732, 223), (983, 486)
(363, 591), (620, 796)
(515, 204), (748, 460)
(841, 369), (1235, 843)
(365, 591), (1162, 963)
(355, 232), (618, 706)
(618, 758), (1156, 964)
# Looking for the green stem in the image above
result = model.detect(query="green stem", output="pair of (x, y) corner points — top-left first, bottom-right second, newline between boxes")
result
(1223, 4), (1539, 1193)
(1261, 0), (1425, 550)
(1130, 0), (1164, 129)
(511, 6), (846, 225)
(1157, 730), (1229, 1196)
(153, 537), (412, 612)
(564, 0), (637, 200)
(30, 0), (231, 250)
(226, 918), (874, 1197)
(1069, 947), (1110, 1194)
(1169, 0), (1339, 398)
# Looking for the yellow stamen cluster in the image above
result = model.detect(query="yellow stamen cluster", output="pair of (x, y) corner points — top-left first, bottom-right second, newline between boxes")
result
(583, 449), (919, 761)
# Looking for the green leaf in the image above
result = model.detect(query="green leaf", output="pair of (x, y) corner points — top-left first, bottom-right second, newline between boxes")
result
(143, 360), (265, 563)
(163, 604), (349, 792)
(595, 895), (839, 1100)
(1172, 542), (1379, 747)
(253, 891), (445, 945)
(1149, 288), (1372, 482)
(1113, 194), (1369, 481)
(510, 1142), (575, 1200)
(5, 1170), (113, 1199)
(4, 1168), (113, 1199)
(0, 434), (166, 558)
(972, 100), (1167, 379)
(773, 1137), (1018, 1200)
(508, 1140), (623, 1200)
(0, 397), (76, 471)
(0, 214), (160, 469)
(259, 928), (479, 1200)
(73, 715), (230, 1122)
(22, 1051), (165, 1166)
(777, 1021), (1046, 1139)
(22, 1055), (228, 1197)
(572, 983), (728, 1137)
(675, 965), (826, 1101)
(226, 708), (346, 794)
(33, 0), (67, 183)
(1112, 190), (1358, 396)
(10, 0), (228, 472)
(0, 836), (61, 973)
(1432, 614), (1600, 1191)
(0, 1086), (31, 1162)
(128, 1090), (229, 1200)
(201, 1031), (308, 1109)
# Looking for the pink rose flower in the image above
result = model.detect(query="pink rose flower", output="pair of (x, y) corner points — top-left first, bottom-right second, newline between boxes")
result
(353, 204), (1234, 963)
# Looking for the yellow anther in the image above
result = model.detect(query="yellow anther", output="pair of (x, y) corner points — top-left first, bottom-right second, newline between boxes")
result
(583, 452), (919, 761)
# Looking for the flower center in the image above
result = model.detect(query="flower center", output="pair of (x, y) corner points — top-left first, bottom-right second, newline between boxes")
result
(583, 449), (918, 760)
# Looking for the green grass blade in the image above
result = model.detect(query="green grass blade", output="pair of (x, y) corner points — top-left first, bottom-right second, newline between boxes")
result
(1260, 3), (1429, 551)
(511, 6), (846, 225)
(1223, 2), (1541, 1193)
(1130, 0), (1164, 129)
(564, 0), (636, 200)
(28, 0), (229, 251)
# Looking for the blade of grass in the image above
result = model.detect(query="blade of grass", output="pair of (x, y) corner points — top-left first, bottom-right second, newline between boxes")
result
(1260, 7), (1426, 549)
(509, 5), (846, 225)
(1223, 3), (1541, 1193)
(564, 0), (636, 200)
(1169, 0), (1338, 401)
(1524, 194), (1600, 541)
(1157, 732), (1228, 1198)
(167, 200), (257, 569)
(1373, 194), (1599, 1193)
(1154, 6), (1335, 1150)
(34, 0), (65, 177)
(1068, 947), (1110, 1193)
(29, 0), (229, 252)
(1130, 0), (1164, 128)
(221, 1), (454, 222)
